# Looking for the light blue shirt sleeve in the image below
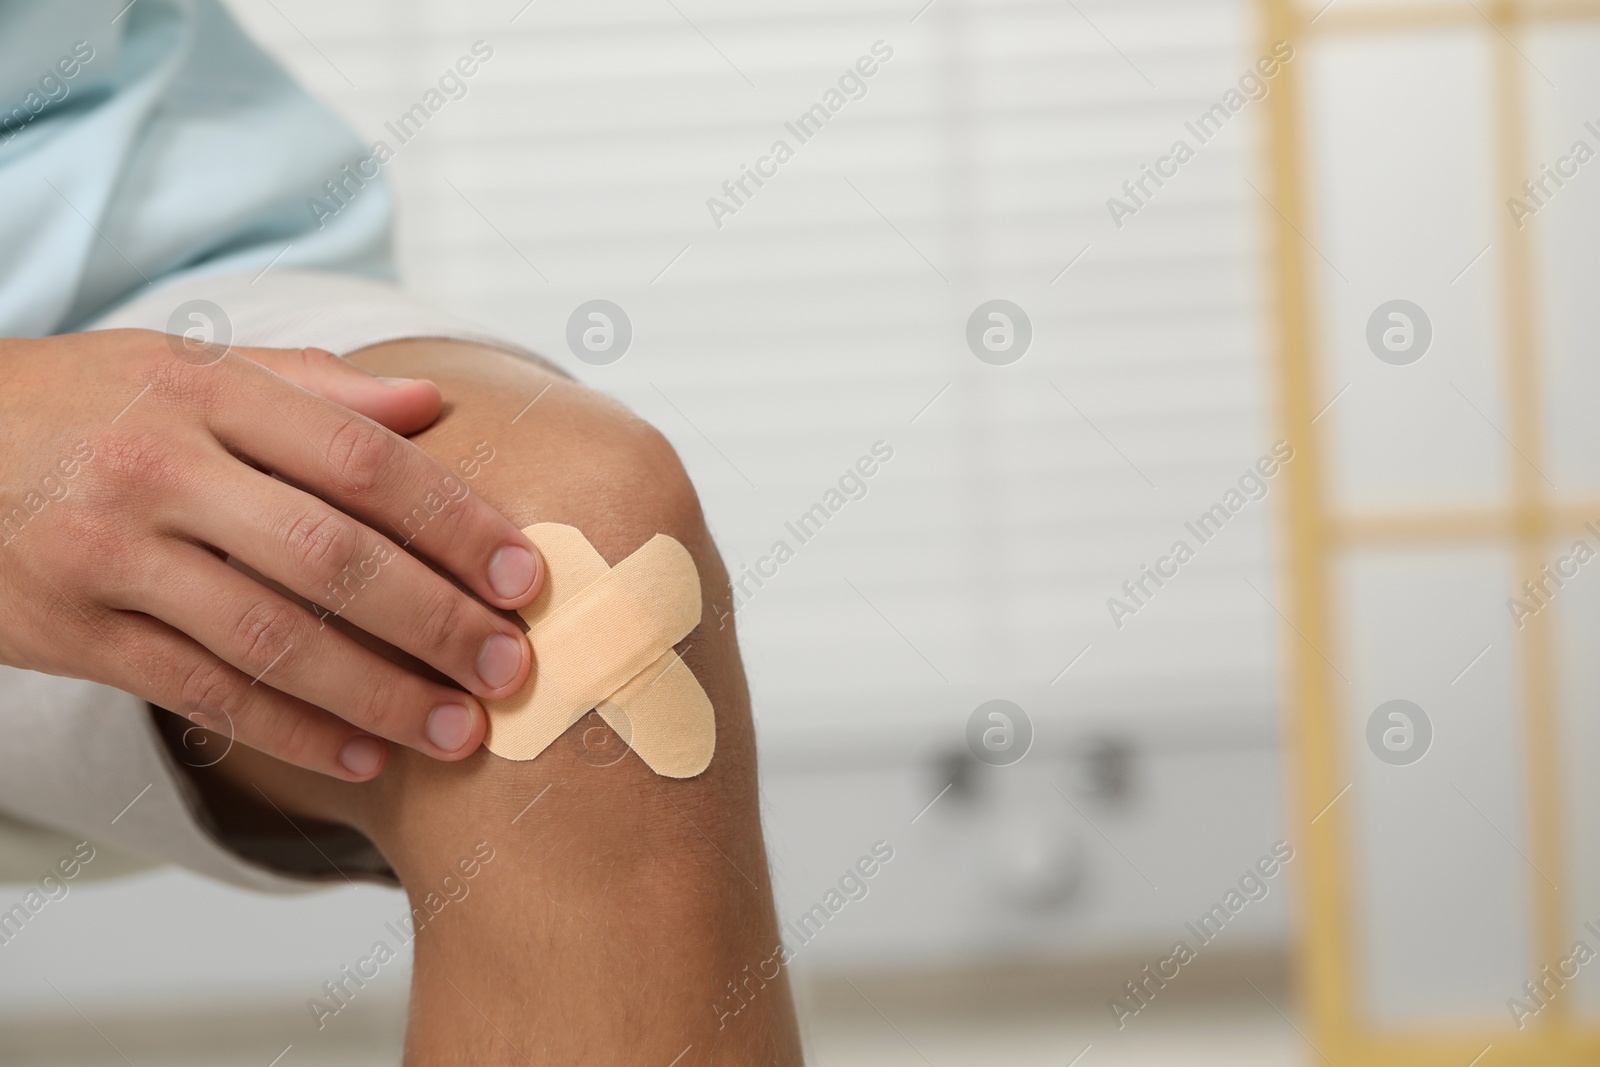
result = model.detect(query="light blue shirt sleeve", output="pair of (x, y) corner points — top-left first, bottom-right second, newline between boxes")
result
(0, 0), (393, 337)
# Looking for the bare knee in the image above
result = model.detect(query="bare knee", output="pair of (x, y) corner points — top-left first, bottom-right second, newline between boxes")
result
(190, 339), (759, 878)
(335, 341), (759, 891)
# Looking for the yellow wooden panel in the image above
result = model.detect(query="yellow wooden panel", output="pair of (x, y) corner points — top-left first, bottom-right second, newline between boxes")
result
(1261, 0), (1599, 1058)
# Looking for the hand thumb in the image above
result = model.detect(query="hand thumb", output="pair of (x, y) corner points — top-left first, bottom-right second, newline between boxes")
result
(241, 346), (443, 435)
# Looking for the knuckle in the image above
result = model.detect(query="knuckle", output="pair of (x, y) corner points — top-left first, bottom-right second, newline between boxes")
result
(141, 346), (228, 411)
(326, 416), (400, 497)
(424, 477), (475, 540)
(298, 346), (341, 373)
(282, 509), (361, 585)
(177, 658), (243, 722)
(232, 600), (302, 668)
(268, 705), (328, 767)
(349, 669), (411, 737)
(262, 346), (335, 386)
(91, 428), (187, 496)
(413, 585), (475, 655)
(279, 346), (317, 378)
(392, 474), (471, 549)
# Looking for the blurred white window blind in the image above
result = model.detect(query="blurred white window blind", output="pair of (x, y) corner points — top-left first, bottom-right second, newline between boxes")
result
(225, 0), (1276, 751)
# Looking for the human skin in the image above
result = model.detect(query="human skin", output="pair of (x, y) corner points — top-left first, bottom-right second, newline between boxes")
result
(0, 330), (546, 780)
(180, 339), (805, 1066)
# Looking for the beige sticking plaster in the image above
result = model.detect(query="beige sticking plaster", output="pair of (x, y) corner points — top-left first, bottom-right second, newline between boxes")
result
(484, 523), (714, 778)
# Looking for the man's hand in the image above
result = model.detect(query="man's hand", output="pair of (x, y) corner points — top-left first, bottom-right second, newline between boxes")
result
(0, 329), (543, 781)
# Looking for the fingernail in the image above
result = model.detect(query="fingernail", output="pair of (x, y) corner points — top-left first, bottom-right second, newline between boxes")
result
(377, 376), (418, 386)
(426, 703), (475, 753)
(477, 632), (524, 690)
(338, 735), (386, 777)
(488, 544), (538, 601)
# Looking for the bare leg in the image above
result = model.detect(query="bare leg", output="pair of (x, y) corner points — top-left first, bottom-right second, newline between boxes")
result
(179, 340), (803, 1066)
